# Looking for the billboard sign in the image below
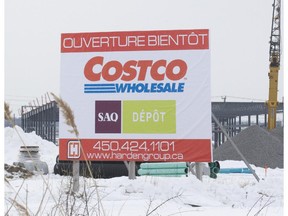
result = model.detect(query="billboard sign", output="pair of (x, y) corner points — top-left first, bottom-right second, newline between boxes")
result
(59, 29), (212, 162)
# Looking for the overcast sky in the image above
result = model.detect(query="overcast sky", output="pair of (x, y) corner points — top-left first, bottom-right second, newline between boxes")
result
(4, 0), (284, 116)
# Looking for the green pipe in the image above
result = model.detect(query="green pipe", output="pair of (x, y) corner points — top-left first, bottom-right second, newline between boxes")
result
(138, 168), (188, 176)
(140, 162), (187, 169)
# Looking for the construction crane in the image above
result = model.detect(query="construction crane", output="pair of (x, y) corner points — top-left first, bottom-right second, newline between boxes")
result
(267, 0), (281, 130)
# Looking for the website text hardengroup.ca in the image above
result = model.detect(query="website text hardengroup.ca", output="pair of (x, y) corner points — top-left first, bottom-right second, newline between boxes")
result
(86, 151), (184, 161)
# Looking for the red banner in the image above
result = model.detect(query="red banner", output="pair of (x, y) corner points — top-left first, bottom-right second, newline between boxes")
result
(59, 138), (212, 162)
(61, 29), (209, 53)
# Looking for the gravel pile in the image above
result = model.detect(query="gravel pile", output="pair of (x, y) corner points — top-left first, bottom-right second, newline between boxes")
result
(213, 125), (283, 168)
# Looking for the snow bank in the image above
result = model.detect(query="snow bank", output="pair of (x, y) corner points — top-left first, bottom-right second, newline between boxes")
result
(4, 164), (284, 215)
(4, 126), (58, 172)
(4, 126), (284, 215)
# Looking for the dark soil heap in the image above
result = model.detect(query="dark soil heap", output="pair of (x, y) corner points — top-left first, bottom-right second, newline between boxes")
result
(213, 125), (283, 168)
(4, 163), (34, 179)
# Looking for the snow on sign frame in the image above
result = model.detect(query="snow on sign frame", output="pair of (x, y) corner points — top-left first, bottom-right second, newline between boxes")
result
(59, 29), (212, 162)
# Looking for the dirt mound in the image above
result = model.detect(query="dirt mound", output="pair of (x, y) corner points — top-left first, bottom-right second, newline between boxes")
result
(213, 125), (283, 168)
(4, 163), (34, 179)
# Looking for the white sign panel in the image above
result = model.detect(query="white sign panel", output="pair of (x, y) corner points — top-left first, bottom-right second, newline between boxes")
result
(59, 29), (212, 162)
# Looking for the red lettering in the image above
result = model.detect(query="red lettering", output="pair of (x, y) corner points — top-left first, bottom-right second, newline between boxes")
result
(166, 59), (187, 80)
(84, 56), (103, 81)
(151, 60), (166, 81)
(122, 60), (137, 81)
(102, 60), (122, 81)
(137, 60), (153, 81)
(84, 56), (187, 81)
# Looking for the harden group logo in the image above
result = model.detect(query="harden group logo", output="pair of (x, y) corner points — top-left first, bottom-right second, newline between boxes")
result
(95, 101), (122, 133)
(67, 140), (81, 159)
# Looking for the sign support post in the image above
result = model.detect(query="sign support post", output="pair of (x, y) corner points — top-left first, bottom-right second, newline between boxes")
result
(72, 161), (80, 192)
(195, 162), (203, 181)
(128, 161), (136, 180)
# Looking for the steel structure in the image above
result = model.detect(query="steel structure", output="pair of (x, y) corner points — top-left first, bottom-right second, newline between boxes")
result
(21, 101), (283, 146)
(212, 102), (283, 146)
(21, 101), (59, 144)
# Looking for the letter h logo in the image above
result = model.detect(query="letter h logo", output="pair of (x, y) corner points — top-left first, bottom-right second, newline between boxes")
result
(67, 140), (81, 159)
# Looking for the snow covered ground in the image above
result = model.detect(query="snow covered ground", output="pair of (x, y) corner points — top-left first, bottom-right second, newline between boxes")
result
(4, 126), (285, 215)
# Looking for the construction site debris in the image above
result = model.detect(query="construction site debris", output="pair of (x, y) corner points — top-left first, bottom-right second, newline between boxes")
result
(213, 125), (283, 168)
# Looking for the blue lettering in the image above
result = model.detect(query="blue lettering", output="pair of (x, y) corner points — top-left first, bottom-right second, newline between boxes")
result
(150, 83), (157, 93)
(103, 83), (185, 93)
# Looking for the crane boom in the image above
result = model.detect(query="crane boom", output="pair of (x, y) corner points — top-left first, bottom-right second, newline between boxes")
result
(267, 0), (281, 130)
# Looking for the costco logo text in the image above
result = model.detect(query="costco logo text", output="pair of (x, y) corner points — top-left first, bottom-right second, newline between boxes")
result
(84, 57), (187, 94)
